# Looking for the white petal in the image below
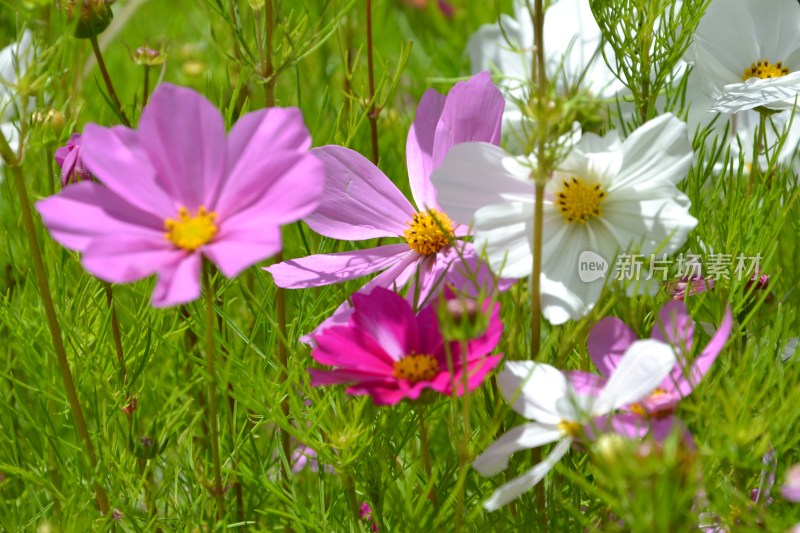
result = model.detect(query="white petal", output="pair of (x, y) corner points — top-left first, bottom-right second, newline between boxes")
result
(472, 422), (561, 476)
(497, 361), (568, 424)
(473, 201), (534, 279)
(482, 438), (572, 512)
(711, 75), (800, 114)
(431, 142), (533, 226)
(594, 338), (677, 415)
(0, 121), (19, 169)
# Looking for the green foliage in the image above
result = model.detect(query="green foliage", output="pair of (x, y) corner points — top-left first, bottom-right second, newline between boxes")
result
(0, 0), (799, 531)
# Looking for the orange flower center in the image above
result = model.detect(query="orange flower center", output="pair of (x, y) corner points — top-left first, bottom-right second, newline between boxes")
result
(556, 177), (606, 224)
(393, 353), (440, 383)
(404, 209), (454, 255)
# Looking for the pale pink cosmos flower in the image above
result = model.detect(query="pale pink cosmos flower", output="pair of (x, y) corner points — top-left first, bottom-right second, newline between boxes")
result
(266, 72), (505, 332)
(36, 83), (324, 306)
(571, 301), (732, 443)
(783, 464), (800, 502)
(309, 287), (503, 406)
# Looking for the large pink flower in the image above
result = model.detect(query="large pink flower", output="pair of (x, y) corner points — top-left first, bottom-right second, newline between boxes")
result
(309, 287), (503, 405)
(266, 72), (505, 327)
(572, 301), (732, 442)
(36, 83), (324, 306)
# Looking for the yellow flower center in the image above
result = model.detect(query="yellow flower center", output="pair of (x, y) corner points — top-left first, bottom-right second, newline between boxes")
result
(404, 209), (455, 255)
(392, 353), (440, 383)
(743, 59), (790, 80)
(556, 177), (606, 224)
(164, 206), (218, 251)
(629, 388), (668, 416)
(557, 420), (581, 438)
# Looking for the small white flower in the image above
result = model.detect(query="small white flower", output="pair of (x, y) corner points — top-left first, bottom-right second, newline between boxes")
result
(467, 0), (622, 150)
(0, 30), (33, 170)
(432, 113), (697, 325)
(691, 0), (800, 114)
(473, 339), (677, 511)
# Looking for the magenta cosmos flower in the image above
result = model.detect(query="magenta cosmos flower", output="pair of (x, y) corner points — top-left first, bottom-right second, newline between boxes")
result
(573, 301), (732, 442)
(309, 287), (503, 405)
(36, 83), (324, 306)
(55, 133), (92, 186)
(266, 72), (505, 325)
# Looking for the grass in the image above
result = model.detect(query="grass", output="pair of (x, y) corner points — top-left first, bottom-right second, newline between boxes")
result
(1, 0), (800, 531)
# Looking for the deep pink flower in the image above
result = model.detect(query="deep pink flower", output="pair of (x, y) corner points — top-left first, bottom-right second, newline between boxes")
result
(54, 133), (92, 186)
(360, 502), (378, 532)
(36, 83), (324, 306)
(572, 301), (732, 442)
(309, 287), (503, 405)
(266, 72), (505, 332)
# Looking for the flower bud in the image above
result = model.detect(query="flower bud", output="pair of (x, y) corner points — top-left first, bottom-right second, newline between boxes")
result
(65, 0), (114, 39)
(54, 133), (92, 186)
(132, 45), (166, 67)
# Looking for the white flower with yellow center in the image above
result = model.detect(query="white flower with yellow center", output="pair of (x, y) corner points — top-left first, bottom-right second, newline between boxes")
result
(473, 340), (677, 511)
(0, 30), (33, 171)
(468, 0), (623, 151)
(432, 113), (697, 325)
(692, 0), (800, 114)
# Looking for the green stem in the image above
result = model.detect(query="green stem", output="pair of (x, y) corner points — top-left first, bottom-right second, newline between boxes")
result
(365, 0), (380, 165)
(419, 405), (432, 480)
(263, 0), (275, 107)
(0, 138), (110, 515)
(103, 282), (127, 387)
(202, 265), (226, 521)
(142, 65), (151, 108)
(530, 182), (544, 360)
(274, 253), (293, 533)
(89, 35), (130, 127)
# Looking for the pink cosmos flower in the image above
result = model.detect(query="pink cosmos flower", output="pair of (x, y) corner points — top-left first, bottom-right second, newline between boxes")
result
(36, 83), (324, 306)
(572, 301), (732, 442)
(266, 72), (505, 331)
(666, 275), (715, 301)
(360, 502), (378, 532)
(309, 287), (503, 405)
(55, 133), (92, 186)
(783, 464), (800, 502)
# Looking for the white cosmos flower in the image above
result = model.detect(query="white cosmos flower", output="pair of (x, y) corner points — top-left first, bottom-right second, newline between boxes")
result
(473, 339), (677, 511)
(691, 0), (800, 114)
(432, 113), (697, 325)
(468, 0), (623, 151)
(0, 30), (33, 171)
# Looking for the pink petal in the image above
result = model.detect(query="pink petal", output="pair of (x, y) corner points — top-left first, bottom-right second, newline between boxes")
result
(305, 145), (415, 239)
(416, 303), (444, 356)
(566, 371), (607, 396)
(137, 83), (227, 210)
(430, 71), (504, 176)
(215, 110), (320, 218)
(82, 238), (183, 284)
(587, 317), (638, 377)
(202, 226), (282, 279)
(309, 368), (394, 387)
(447, 354), (503, 395)
(406, 88), (447, 209)
(219, 151), (324, 227)
(351, 287), (419, 361)
(651, 301), (695, 356)
(672, 306), (732, 397)
(151, 253), (203, 307)
(35, 181), (164, 252)
(266, 244), (411, 289)
(312, 323), (395, 372)
(80, 124), (175, 218)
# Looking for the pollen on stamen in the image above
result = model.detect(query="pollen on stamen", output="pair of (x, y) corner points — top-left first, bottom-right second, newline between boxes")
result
(404, 209), (455, 255)
(393, 353), (440, 383)
(555, 176), (606, 224)
(164, 205), (219, 251)
(743, 59), (790, 80)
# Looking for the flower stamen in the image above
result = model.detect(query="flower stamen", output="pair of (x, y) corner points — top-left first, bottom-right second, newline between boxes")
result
(743, 60), (790, 80)
(556, 177), (606, 224)
(404, 209), (455, 255)
(164, 206), (218, 251)
(557, 420), (581, 438)
(393, 353), (440, 383)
